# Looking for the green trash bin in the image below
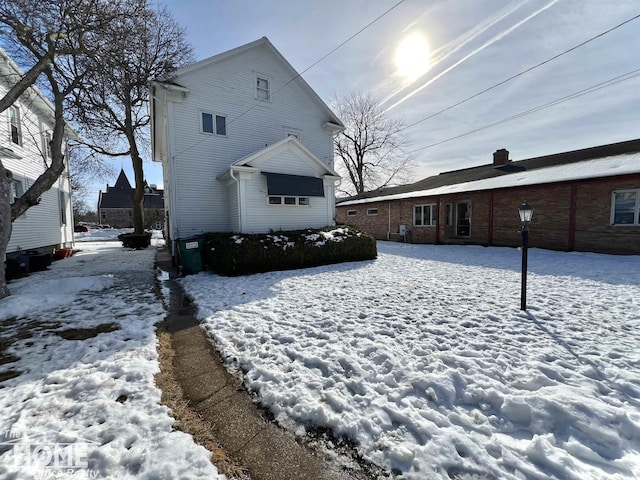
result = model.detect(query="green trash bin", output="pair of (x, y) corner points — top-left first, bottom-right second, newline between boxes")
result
(177, 235), (204, 275)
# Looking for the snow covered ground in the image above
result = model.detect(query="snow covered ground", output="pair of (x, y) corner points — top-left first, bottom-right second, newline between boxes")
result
(74, 227), (134, 242)
(181, 242), (640, 480)
(0, 240), (223, 479)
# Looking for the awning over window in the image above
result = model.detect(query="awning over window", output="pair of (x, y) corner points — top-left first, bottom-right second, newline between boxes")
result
(263, 172), (325, 197)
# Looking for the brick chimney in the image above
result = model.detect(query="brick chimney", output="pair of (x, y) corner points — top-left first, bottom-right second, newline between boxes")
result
(493, 148), (509, 165)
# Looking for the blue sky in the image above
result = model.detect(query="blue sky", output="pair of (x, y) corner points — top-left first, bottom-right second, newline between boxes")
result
(91, 0), (639, 206)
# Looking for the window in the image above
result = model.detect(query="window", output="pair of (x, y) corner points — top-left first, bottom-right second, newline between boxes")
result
(414, 204), (436, 226)
(347, 210), (356, 217)
(256, 75), (270, 101)
(201, 112), (226, 136)
(10, 176), (23, 202)
(268, 196), (309, 206)
(9, 106), (21, 145)
(366, 208), (378, 216)
(611, 190), (640, 225)
(59, 190), (67, 225)
(42, 131), (52, 159)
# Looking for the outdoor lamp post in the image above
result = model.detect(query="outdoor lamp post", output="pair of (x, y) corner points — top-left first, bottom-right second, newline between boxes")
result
(518, 201), (534, 310)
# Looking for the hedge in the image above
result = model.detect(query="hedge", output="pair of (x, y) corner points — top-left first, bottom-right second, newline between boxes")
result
(203, 226), (377, 276)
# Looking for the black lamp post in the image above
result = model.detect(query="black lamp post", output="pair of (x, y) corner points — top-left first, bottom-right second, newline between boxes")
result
(518, 201), (534, 311)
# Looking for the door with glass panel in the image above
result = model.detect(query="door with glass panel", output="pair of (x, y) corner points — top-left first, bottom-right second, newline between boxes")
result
(456, 201), (471, 237)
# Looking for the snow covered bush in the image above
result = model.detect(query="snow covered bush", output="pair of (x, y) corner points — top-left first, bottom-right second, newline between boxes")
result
(203, 226), (376, 275)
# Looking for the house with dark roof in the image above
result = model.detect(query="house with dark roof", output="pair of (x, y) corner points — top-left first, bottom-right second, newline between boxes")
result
(97, 169), (164, 228)
(336, 139), (640, 254)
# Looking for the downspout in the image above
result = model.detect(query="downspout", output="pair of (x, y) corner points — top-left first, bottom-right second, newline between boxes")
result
(435, 197), (440, 244)
(568, 183), (577, 251)
(488, 192), (494, 246)
(229, 168), (242, 232)
(387, 201), (391, 240)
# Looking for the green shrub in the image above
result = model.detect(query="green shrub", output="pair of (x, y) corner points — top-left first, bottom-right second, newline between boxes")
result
(118, 232), (152, 249)
(203, 226), (376, 276)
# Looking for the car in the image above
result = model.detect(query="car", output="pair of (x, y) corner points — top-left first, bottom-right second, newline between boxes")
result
(74, 225), (89, 232)
(98, 224), (111, 229)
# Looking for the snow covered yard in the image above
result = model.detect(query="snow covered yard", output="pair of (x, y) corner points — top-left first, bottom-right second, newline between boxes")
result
(181, 241), (640, 480)
(0, 241), (222, 479)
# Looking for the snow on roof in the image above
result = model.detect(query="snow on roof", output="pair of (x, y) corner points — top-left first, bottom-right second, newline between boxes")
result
(339, 152), (640, 206)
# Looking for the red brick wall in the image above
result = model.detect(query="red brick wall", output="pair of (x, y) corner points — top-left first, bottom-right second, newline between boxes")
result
(336, 174), (640, 254)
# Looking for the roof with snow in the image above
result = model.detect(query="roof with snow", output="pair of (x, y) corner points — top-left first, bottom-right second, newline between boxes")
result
(338, 139), (640, 206)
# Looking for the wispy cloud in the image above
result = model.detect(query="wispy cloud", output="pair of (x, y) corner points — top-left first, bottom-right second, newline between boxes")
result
(382, 0), (560, 112)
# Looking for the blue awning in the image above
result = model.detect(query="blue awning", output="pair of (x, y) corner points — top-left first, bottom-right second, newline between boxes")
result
(263, 172), (325, 197)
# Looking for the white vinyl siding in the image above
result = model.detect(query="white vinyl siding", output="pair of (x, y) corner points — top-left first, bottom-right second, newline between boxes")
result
(161, 42), (337, 239)
(2, 77), (74, 253)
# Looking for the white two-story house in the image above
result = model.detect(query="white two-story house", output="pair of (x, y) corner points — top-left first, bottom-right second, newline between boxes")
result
(150, 37), (344, 253)
(1, 47), (74, 263)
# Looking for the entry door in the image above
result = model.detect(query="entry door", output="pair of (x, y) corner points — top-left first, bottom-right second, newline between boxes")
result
(456, 201), (471, 237)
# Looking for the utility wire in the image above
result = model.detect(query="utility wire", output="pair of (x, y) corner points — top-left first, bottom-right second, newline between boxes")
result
(406, 67), (640, 154)
(173, 0), (407, 157)
(401, 13), (640, 132)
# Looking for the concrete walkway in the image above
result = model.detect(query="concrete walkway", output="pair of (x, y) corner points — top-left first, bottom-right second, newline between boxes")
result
(156, 248), (377, 480)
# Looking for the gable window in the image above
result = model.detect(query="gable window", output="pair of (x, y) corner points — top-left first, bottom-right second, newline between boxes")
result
(9, 105), (21, 145)
(611, 190), (640, 225)
(201, 112), (226, 136)
(268, 196), (309, 206)
(347, 209), (356, 217)
(256, 75), (270, 101)
(367, 208), (378, 216)
(414, 204), (436, 226)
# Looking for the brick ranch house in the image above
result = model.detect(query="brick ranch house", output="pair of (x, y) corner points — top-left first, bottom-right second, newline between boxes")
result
(336, 139), (640, 254)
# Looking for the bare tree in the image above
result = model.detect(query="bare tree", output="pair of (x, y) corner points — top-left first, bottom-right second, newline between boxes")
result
(0, 0), (130, 298)
(333, 92), (414, 196)
(69, 3), (194, 234)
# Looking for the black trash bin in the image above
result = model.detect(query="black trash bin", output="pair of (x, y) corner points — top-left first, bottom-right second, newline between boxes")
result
(176, 236), (204, 275)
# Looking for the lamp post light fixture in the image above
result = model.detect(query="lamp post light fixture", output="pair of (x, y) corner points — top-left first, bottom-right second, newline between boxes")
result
(518, 201), (534, 311)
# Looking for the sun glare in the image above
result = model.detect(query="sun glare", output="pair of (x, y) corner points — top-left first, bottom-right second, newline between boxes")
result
(395, 32), (431, 81)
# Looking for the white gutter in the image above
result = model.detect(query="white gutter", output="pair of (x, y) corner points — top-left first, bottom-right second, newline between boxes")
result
(229, 169), (243, 233)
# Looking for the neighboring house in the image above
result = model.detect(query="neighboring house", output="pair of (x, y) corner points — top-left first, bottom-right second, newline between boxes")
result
(97, 169), (164, 228)
(0, 47), (75, 261)
(150, 37), (344, 254)
(336, 139), (640, 254)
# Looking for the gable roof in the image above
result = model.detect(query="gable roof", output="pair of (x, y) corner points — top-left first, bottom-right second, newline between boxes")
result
(229, 136), (339, 177)
(98, 170), (164, 209)
(157, 37), (343, 129)
(338, 138), (640, 206)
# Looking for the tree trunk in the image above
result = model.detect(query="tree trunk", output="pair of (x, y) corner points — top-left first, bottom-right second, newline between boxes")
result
(0, 162), (13, 299)
(129, 135), (145, 234)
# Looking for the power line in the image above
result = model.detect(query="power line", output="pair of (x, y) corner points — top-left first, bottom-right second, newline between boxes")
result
(401, 13), (640, 132)
(173, 0), (407, 157)
(406, 67), (640, 154)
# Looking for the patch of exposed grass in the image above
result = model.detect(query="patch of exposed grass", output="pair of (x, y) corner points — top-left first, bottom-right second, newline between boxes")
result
(155, 325), (251, 480)
(56, 322), (118, 340)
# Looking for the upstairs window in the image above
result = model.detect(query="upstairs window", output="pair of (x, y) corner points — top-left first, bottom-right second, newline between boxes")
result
(9, 106), (21, 145)
(201, 112), (226, 136)
(42, 131), (52, 159)
(10, 175), (23, 203)
(611, 190), (640, 225)
(256, 76), (270, 101)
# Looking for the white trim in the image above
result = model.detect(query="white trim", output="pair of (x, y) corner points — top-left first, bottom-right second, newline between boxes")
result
(610, 189), (640, 226)
(200, 110), (227, 136)
(254, 72), (272, 102)
(414, 203), (436, 227)
(283, 126), (301, 140)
